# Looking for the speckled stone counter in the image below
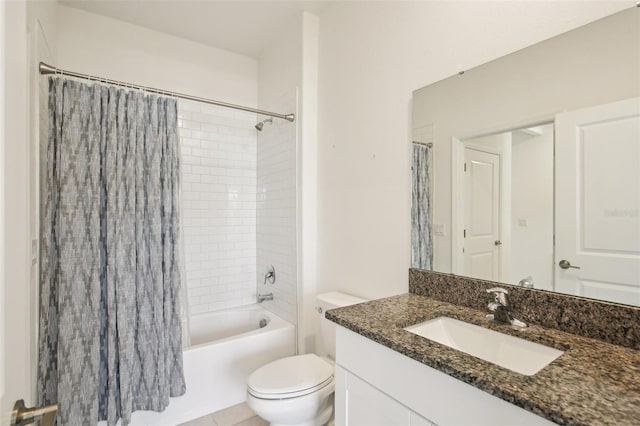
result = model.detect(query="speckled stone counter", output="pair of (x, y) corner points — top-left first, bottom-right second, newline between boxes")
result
(326, 293), (640, 426)
(409, 269), (640, 350)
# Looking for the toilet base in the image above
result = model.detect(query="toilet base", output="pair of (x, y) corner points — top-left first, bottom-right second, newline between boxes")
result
(247, 380), (335, 426)
(269, 403), (332, 426)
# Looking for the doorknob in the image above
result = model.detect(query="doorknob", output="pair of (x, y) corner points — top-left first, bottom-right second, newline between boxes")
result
(11, 399), (58, 426)
(494, 240), (502, 246)
(559, 259), (581, 270)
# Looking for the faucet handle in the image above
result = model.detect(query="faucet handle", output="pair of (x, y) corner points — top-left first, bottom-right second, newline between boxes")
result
(486, 287), (510, 307)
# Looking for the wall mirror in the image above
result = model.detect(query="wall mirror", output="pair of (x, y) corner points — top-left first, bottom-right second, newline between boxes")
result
(411, 7), (640, 306)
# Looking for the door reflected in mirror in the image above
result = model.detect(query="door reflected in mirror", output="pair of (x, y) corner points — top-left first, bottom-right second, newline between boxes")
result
(453, 123), (554, 291)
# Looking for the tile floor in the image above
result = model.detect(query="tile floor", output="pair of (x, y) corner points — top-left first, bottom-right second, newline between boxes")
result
(178, 402), (268, 426)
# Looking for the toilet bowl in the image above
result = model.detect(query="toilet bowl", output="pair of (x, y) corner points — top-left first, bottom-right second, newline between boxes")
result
(247, 292), (366, 426)
(247, 354), (334, 426)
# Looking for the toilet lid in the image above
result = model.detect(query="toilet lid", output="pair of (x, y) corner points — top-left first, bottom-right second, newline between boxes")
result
(248, 354), (333, 399)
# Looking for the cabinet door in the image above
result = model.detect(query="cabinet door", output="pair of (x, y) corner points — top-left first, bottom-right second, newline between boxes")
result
(345, 371), (410, 426)
(334, 365), (347, 426)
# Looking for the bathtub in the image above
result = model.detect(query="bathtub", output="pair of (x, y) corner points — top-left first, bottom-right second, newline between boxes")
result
(122, 304), (295, 425)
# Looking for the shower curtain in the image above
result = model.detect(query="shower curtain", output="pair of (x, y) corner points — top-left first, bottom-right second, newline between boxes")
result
(38, 77), (186, 426)
(411, 143), (433, 270)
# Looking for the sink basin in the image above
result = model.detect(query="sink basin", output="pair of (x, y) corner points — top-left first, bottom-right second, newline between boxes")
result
(404, 317), (563, 376)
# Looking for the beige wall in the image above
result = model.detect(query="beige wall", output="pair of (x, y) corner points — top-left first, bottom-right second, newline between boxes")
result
(413, 8), (640, 275)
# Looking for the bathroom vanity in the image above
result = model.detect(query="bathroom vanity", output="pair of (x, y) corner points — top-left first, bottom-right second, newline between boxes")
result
(327, 271), (640, 426)
(334, 324), (555, 425)
(390, 13), (640, 421)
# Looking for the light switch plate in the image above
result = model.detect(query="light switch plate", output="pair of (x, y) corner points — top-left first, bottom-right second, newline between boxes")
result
(31, 239), (38, 264)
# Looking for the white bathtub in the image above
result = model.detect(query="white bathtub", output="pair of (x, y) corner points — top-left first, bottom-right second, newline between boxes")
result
(123, 304), (295, 425)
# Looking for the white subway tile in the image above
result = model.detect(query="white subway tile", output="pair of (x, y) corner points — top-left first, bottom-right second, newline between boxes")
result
(181, 120), (202, 130)
(254, 93), (298, 325)
(180, 101), (257, 316)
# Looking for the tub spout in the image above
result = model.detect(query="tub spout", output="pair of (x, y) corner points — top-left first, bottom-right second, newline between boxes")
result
(257, 293), (273, 303)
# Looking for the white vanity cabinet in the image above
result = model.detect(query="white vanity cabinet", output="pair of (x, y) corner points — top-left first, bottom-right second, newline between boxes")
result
(334, 326), (555, 426)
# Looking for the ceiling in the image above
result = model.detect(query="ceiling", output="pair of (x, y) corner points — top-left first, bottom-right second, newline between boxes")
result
(60, 0), (329, 58)
(60, 1), (634, 60)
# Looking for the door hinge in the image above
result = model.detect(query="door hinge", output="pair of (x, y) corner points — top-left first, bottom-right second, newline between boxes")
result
(463, 229), (466, 238)
(462, 248), (465, 253)
(464, 162), (467, 172)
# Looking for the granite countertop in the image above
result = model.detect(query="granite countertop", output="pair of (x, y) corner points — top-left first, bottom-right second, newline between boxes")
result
(326, 293), (640, 426)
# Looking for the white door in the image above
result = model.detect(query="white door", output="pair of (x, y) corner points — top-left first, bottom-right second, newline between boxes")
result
(1, 2), (41, 425)
(555, 97), (640, 306)
(463, 147), (501, 281)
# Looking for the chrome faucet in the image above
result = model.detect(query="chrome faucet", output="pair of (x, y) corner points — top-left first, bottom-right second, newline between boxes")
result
(257, 293), (273, 303)
(486, 287), (527, 327)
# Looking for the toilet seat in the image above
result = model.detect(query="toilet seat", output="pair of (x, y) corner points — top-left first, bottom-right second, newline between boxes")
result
(248, 354), (334, 400)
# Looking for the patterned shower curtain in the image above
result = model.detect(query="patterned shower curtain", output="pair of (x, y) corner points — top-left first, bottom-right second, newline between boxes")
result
(38, 77), (186, 426)
(411, 143), (433, 270)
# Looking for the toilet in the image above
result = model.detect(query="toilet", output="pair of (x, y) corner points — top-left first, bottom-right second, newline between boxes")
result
(247, 292), (366, 426)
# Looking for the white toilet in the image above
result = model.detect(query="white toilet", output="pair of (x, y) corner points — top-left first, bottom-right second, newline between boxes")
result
(247, 292), (366, 426)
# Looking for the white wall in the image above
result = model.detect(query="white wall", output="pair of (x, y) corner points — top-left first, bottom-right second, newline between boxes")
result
(315, 1), (634, 300)
(299, 12), (320, 354)
(56, 5), (258, 107)
(258, 16), (302, 110)
(179, 100), (257, 315)
(510, 126), (554, 290)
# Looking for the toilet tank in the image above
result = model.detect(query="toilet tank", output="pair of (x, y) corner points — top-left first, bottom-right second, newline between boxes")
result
(315, 292), (366, 360)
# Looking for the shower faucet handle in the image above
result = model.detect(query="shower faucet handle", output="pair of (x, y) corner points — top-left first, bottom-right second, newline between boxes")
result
(264, 265), (276, 285)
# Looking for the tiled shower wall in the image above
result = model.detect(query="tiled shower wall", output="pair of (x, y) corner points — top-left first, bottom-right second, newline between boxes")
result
(256, 91), (298, 326)
(178, 99), (257, 315)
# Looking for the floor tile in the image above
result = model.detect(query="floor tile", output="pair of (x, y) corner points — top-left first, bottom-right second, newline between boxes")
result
(234, 416), (268, 426)
(212, 402), (256, 426)
(178, 413), (218, 426)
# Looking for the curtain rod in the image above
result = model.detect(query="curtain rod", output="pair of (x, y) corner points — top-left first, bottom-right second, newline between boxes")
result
(39, 62), (295, 123)
(412, 140), (433, 148)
